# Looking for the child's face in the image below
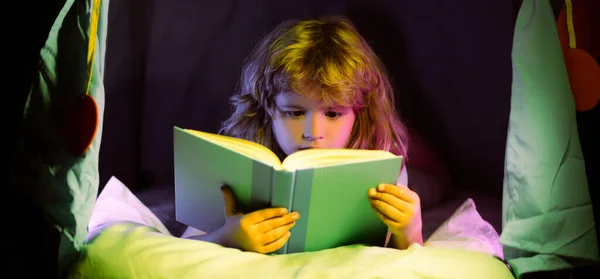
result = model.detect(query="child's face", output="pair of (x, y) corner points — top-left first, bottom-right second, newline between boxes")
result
(272, 92), (356, 156)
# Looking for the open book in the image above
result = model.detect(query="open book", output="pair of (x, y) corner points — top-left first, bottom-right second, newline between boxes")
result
(173, 126), (403, 254)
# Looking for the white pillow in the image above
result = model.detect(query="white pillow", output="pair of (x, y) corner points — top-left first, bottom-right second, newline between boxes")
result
(425, 198), (503, 259)
(87, 176), (171, 241)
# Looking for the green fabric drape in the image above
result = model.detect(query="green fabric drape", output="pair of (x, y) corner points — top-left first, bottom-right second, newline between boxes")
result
(12, 0), (109, 277)
(501, 0), (599, 277)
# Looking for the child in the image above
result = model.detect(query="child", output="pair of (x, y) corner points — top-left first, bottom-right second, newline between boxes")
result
(191, 16), (441, 254)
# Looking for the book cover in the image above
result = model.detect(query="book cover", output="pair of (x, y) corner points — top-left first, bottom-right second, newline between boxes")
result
(173, 127), (403, 253)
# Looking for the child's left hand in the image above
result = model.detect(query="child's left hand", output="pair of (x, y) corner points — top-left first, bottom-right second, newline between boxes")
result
(368, 184), (423, 248)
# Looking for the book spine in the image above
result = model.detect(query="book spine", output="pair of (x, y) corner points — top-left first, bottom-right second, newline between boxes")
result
(286, 169), (314, 254)
(270, 170), (295, 254)
(250, 161), (273, 208)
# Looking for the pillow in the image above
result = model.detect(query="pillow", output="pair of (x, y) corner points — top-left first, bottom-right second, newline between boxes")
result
(87, 176), (171, 240)
(424, 198), (503, 259)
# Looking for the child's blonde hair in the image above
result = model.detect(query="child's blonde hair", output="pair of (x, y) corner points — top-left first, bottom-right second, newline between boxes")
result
(220, 16), (409, 160)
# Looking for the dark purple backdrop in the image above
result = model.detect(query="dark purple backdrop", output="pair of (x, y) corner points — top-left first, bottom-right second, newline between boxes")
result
(100, 0), (517, 196)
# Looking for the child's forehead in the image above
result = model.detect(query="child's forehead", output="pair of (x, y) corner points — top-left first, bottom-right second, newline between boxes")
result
(276, 92), (306, 102)
(276, 92), (314, 105)
(275, 92), (335, 108)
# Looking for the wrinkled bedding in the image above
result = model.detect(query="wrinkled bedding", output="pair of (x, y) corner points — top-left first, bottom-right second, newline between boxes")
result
(67, 176), (511, 278)
(70, 222), (512, 279)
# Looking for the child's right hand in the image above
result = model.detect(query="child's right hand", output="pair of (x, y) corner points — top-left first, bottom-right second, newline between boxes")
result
(219, 185), (299, 254)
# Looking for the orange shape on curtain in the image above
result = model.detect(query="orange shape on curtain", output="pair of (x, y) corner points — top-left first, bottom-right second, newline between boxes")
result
(556, 0), (600, 112)
(59, 94), (99, 157)
(565, 48), (600, 112)
(58, 0), (103, 157)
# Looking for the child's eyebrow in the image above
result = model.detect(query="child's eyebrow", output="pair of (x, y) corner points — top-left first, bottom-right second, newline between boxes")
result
(326, 105), (352, 110)
(278, 104), (305, 110)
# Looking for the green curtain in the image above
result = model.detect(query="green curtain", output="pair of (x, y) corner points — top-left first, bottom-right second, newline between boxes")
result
(12, 0), (109, 277)
(500, 0), (599, 277)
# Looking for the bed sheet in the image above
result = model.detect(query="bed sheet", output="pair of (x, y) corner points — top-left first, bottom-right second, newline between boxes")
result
(71, 176), (511, 278)
(71, 222), (513, 279)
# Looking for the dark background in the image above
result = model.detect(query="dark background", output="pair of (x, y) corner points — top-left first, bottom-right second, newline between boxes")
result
(100, 0), (517, 195)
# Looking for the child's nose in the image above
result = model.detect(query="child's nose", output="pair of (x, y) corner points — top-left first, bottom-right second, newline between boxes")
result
(303, 113), (325, 140)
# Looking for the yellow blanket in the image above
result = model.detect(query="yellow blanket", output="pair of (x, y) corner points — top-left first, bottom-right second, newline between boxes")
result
(69, 222), (513, 279)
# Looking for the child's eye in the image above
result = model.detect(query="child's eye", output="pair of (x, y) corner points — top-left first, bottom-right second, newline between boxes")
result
(284, 111), (305, 118)
(325, 111), (344, 119)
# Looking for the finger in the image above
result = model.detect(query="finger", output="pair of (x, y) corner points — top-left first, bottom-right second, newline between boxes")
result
(260, 231), (292, 254)
(259, 221), (295, 245)
(221, 185), (236, 217)
(255, 212), (300, 233)
(369, 190), (414, 215)
(244, 207), (288, 226)
(396, 183), (409, 189)
(370, 204), (401, 228)
(369, 197), (407, 222)
(376, 184), (415, 203)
